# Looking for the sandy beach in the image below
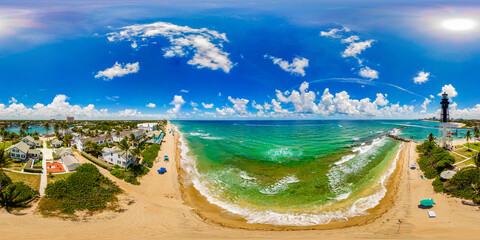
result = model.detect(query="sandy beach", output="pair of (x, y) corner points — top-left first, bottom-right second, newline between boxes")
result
(1, 121), (480, 239)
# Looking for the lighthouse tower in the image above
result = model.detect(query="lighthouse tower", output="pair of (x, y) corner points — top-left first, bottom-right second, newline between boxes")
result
(439, 92), (451, 148)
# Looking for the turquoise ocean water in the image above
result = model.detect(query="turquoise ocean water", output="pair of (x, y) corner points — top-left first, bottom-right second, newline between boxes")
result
(173, 120), (466, 226)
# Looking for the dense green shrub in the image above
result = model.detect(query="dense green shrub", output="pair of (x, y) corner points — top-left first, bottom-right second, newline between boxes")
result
(81, 151), (112, 170)
(416, 141), (455, 179)
(40, 163), (121, 215)
(432, 177), (445, 193)
(0, 172), (12, 188)
(24, 168), (42, 173)
(109, 164), (149, 185)
(141, 144), (160, 168)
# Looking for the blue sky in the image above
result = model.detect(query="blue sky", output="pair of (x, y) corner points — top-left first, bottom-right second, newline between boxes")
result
(1, 0), (480, 119)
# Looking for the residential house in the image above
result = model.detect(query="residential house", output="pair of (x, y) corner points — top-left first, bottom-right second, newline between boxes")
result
(50, 139), (63, 148)
(6, 141), (41, 161)
(21, 135), (36, 147)
(137, 123), (158, 132)
(101, 147), (135, 168)
(112, 129), (145, 144)
(34, 140), (43, 148)
(76, 135), (113, 152)
(55, 147), (80, 171)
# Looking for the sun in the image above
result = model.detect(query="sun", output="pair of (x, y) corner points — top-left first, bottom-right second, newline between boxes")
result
(441, 18), (477, 31)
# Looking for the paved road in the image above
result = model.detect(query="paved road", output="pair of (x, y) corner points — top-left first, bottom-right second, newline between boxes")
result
(39, 140), (53, 196)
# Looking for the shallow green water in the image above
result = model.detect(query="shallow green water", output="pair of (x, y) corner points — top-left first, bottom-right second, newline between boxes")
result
(172, 120), (440, 225)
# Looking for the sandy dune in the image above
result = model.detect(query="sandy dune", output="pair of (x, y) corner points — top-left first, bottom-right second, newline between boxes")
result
(1, 122), (480, 240)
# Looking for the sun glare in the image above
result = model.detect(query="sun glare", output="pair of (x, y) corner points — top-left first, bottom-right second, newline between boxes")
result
(441, 18), (477, 31)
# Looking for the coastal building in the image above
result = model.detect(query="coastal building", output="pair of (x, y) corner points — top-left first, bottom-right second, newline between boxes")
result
(76, 135), (113, 152)
(6, 140), (41, 161)
(50, 139), (63, 148)
(50, 119), (56, 123)
(55, 147), (80, 171)
(66, 116), (74, 123)
(112, 129), (145, 143)
(34, 140), (43, 148)
(137, 123), (157, 132)
(21, 135), (36, 147)
(101, 147), (135, 168)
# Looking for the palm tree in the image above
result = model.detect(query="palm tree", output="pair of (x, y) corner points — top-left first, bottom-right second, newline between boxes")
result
(61, 122), (69, 136)
(0, 182), (38, 213)
(474, 126), (480, 144)
(117, 138), (130, 168)
(428, 133), (435, 143)
(466, 130), (472, 148)
(131, 147), (141, 164)
(53, 123), (60, 137)
(20, 123), (28, 135)
(43, 122), (50, 140)
(473, 152), (480, 169)
(0, 148), (12, 194)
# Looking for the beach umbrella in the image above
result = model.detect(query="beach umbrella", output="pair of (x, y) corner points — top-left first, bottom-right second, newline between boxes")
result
(440, 170), (456, 180)
(420, 199), (435, 207)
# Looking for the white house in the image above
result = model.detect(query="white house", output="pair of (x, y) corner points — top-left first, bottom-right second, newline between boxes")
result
(101, 147), (135, 168)
(21, 136), (36, 147)
(6, 140), (41, 161)
(55, 148), (80, 171)
(112, 129), (145, 143)
(76, 135), (113, 152)
(137, 123), (157, 132)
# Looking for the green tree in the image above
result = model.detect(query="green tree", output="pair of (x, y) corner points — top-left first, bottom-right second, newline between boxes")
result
(0, 148), (13, 192)
(20, 123), (29, 135)
(474, 152), (480, 169)
(466, 130), (472, 148)
(44, 122), (50, 140)
(428, 133), (435, 143)
(0, 182), (38, 213)
(474, 126), (480, 144)
(117, 138), (130, 168)
(131, 147), (141, 164)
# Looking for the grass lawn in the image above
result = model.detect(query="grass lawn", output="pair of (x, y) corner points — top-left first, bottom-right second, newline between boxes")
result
(464, 142), (480, 151)
(0, 141), (12, 150)
(47, 172), (74, 184)
(4, 170), (41, 190)
(455, 147), (478, 158)
(456, 158), (475, 168)
(5, 161), (26, 171)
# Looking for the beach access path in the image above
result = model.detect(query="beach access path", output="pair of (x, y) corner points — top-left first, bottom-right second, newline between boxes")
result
(38, 139), (52, 196)
(2, 125), (480, 239)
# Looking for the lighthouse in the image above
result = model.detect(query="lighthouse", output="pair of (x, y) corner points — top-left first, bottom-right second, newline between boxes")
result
(439, 92), (451, 148)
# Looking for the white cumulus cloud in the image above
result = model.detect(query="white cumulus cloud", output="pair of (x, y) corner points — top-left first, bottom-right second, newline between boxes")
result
(202, 102), (214, 109)
(438, 84), (457, 97)
(359, 66), (379, 79)
(146, 103), (156, 108)
(95, 62), (139, 80)
(342, 40), (374, 58)
(421, 98), (431, 113)
(264, 54), (309, 76)
(414, 71), (430, 84)
(167, 95), (186, 115)
(107, 21), (233, 73)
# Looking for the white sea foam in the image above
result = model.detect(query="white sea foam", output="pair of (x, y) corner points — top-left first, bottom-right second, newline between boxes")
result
(265, 147), (302, 161)
(334, 192), (351, 201)
(328, 137), (387, 195)
(176, 125), (404, 226)
(189, 132), (223, 140)
(352, 137), (360, 141)
(259, 175), (299, 195)
(240, 171), (256, 180)
(334, 154), (356, 165)
(189, 132), (210, 137)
